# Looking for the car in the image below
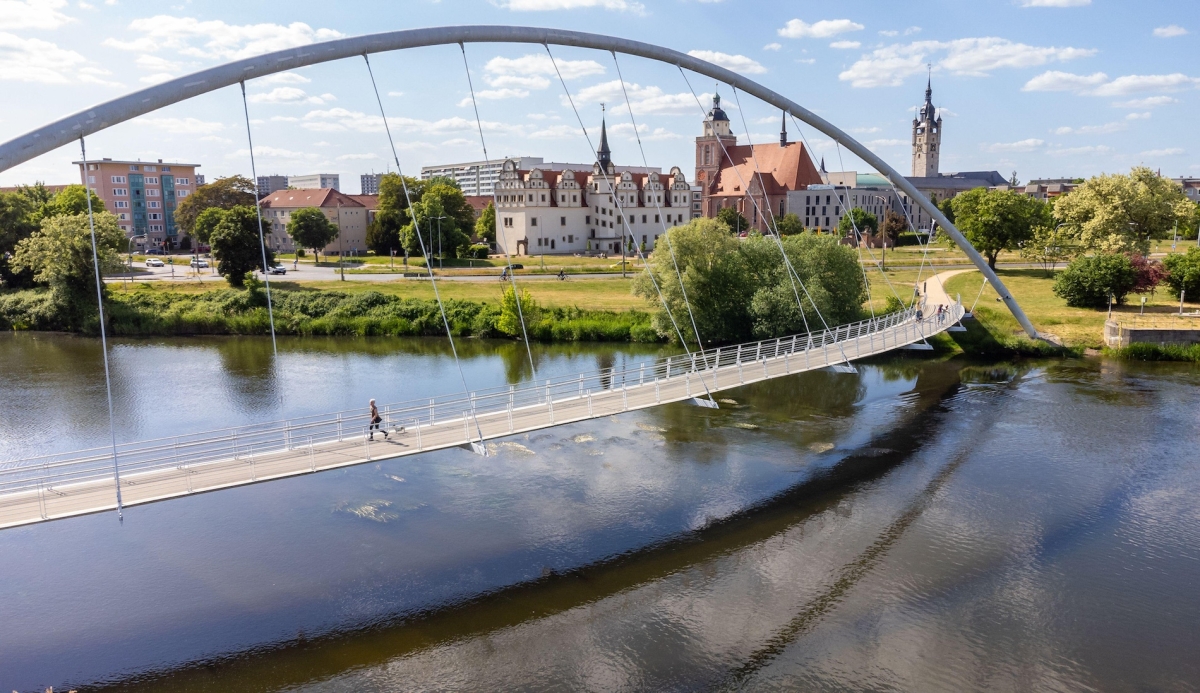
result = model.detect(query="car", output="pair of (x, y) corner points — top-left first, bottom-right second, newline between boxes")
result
(265, 265), (287, 275)
(190, 259), (209, 268)
(143, 248), (165, 255)
(144, 258), (164, 267)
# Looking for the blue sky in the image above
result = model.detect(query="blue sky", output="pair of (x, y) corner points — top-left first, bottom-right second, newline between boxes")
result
(0, 0), (1195, 192)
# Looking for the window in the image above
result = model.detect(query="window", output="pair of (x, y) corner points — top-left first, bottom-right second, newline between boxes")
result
(145, 166), (156, 172)
(537, 238), (543, 247)
(541, 194), (545, 202)
(177, 190), (188, 198)
(145, 177), (159, 184)
(176, 178), (189, 185)
(111, 176), (126, 184)
(87, 176), (96, 184)
(653, 214), (660, 223)
(113, 188), (128, 196)
(148, 213), (162, 220)
(146, 189), (159, 197)
(114, 200), (129, 208)
(642, 214), (647, 223)
(118, 213), (128, 220)
(528, 194), (533, 202)
(568, 235), (574, 243)
(130, 165), (139, 171)
(161, 167), (171, 172)
(531, 217), (538, 227)
(572, 194), (577, 203)
(585, 215), (591, 224)
(560, 216), (566, 226)
(148, 201), (160, 208)
(503, 217), (513, 227)
(150, 224), (163, 231)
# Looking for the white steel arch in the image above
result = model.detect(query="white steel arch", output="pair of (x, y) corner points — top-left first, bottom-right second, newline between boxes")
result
(0, 25), (1037, 337)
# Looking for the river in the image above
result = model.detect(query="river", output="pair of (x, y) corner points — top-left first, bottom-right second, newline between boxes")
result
(1, 332), (1198, 691)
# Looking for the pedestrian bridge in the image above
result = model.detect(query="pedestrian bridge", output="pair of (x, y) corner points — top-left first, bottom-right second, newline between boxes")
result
(0, 303), (962, 529)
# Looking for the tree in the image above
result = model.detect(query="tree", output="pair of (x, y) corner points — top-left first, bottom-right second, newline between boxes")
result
(0, 190), (39, 288)
(400, 191), (470, 260)
(837, 207), (878, 239)
(1020, 224), (1079, 275)
(286, 207), (339, 258)
(949, 187), (1050, 270)
(208, 206), (274, 287)
(475, 201), (496, 244)
(12, 211), (124, 323)
(1052, 253), (1137, 308)
(1127, 253), (1166, 295)
(42, 185), (106, 218)
(1163, 247), (1200, 299)
(775, 212), (804, 236)
(880, 209), (907, 246)
(498, 285), (539, 337)
(369, 175), (475, 257)
(192, 207), (226, 245)
(1053, 166), (1198, 254)
(716, 206), (749, 235)
(174, 175), (256, 238)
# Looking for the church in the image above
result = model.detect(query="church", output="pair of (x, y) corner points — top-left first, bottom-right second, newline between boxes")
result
(492, 119), (693, 256)
(694, 92), (823, 232)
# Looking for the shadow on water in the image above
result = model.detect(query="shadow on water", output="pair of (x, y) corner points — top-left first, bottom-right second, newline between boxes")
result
(86, 361), (972, 693)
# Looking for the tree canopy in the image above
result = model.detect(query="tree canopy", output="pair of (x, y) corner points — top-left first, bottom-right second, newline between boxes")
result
(1054, 167), (1198, 254)
(716, 206), (749, 235)
(12, 211), (124, 303)
(1, 184), (106, 289)
(775, 212), (804, 236)
(475, 201), (496, 244)
(368, 175), (476, 257)
(837, 207), (878, 238)
(880, 209), (907, 245)
(286, 207), (339, 257)
(949, 187), (1051, 269)
(633, 218), (866, 345)
(1163, 247), (1200, 298)
(208, 206), (274, 287)
(175, 175), (256, 238)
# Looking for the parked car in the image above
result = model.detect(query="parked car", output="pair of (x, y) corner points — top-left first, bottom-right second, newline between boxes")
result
(265, 265), (287, 275)
(196, 244), (211, 254)
(144, 258), (164, 267)
(190, 258), (209, 268)
(143, 248), (165, 255)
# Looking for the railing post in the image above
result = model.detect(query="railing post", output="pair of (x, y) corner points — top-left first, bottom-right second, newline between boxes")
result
(547, 385), (554, 424)
(250, 443), (256, 481)
(686, 372), (691, 397)
(429, 398), (435, 426)
(233, 430), (239, 458)
(622, 386), (628, 410)
(336, 414), (342, 442)
(463, 413), (470, 442)
(366, 430), (371, 460)
(666, 356), (672, 379)
(656, 378), (661, 403)
(309, 436), (316, 472)
(508, 397), (514, 433)
(588, 390), (593, 417)
(639, 363), (645, 386)
(415, 420), (423, 450)
(713, 347), (721, 388)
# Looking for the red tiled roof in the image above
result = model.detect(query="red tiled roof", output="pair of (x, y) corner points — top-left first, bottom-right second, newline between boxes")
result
(463, 195), (492, 212)
(711, 142), (821, 198)
(260, 188), (365, 209)
(345, 194), (378, 209)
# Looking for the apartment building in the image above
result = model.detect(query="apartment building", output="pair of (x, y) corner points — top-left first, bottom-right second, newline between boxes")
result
(256, 174), (289, 198)
(289, 173), (339, 191)
(259, 188), (376, 255)
(74, 158), (200, 248)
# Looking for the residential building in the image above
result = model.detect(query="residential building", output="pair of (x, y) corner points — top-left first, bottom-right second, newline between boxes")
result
(288, 173), (339, 191)
(74, 157), (200, 248)
(990, 179), (1080, 200)
(195, 174), (205, 186)
(695, 94), (823, 232)
(260, 189), (374, 255)
(422, 156), (659, 197)
(1172, 177), (1200, 203)
(256, 175), (289, 198)
(360, 173), (383, 195)
(492, 120), (691, 256)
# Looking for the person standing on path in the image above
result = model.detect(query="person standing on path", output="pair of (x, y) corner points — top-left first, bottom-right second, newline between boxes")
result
(369, 399), (387, 441)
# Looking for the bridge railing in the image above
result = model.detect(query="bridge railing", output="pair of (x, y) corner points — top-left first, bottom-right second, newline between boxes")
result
(0, 303), (962, 497)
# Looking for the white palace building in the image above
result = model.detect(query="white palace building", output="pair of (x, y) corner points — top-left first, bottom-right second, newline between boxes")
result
(494, 119), (693, 256)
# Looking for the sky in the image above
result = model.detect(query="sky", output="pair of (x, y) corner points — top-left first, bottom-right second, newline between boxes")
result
(0, 0), (1195, 193)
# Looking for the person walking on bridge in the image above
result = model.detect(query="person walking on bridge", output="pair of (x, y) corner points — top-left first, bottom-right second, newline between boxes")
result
(369, 399), (387, 441)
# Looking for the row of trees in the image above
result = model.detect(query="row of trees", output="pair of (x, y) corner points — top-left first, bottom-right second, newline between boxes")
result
(366, 174), (481, 260)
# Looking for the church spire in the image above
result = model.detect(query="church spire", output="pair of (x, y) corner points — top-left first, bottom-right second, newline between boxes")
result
(780, 111), (788, 147)
(597, 104), (612, 170)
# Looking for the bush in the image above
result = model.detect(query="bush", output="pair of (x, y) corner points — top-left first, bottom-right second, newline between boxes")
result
(296, 248), (306, 258)
(1163, 247), (1200, 299)
(465, 243), (490, 260)
(1052, 253), (1137, 308)
(1128, 253), (1166, 294)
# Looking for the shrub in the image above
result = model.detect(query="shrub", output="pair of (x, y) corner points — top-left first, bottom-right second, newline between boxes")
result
(1127, 253), (1166, 294)
(1162, 247), (1200, 299)
(465, 243), (490, 260)
(1053, 253), (1137, 308)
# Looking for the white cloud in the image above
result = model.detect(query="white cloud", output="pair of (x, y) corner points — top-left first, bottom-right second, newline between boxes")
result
(879, 30), (898, 37)
(1048, 145), (1112, 156)
(457, 88), (529, 106)
(830, 40), (861, 49)
(985, 138), (1045, 152)
(1152, 25), (1187, 37)
(526, 124), (584, 139)
(498, 0), (645, 12)
(135, 116), (224, 134)
(200, 135), (232, 144)
(850, 126), (881, 133)
(1021, 0), (1089, 6)
(1054, 121), (1126, 135)
(486, 74), (551, 89)
(1125, 111), (1151, 120)
(863, 138), (906, 147)
(259, 71), (310, 85)
(246, 87), (335, 104)
(571, 80), (706, 116)
(0, 31), (116, 84)
(335, 153), (378, 161)
(0, 0), (73, 29)
(387, 90), (403, 97)
(134, 53), (178, 71)
(300, 107), (520, 137)
(1140, 148), (1184, 156)
(778, 18), (864, 39)
(687, 49), (766, 74)
(269, 115), (298, 122)
(1026, 70), (1200, 96)
(608, 122), (681, 141)
(484, 53), (604, 80)
(104, 16), (344, 61)
(840, 38), (1094, 88)
(1112, 96), (1177, 108)
(138, 72), (173, 84)
(1022, 70), (1108, 92)
(226, 145), (316, 161)
(796, 58), (816, 65)
(763, 42), (781, 51)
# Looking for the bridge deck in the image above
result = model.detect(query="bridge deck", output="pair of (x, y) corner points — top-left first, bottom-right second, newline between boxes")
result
(0, 304), (962, 529)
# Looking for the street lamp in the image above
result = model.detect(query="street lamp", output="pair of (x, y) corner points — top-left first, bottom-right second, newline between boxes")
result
(125, 235), (143, 290)
(432, 215), (448, 270)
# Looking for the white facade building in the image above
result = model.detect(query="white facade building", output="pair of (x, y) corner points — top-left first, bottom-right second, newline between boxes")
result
(288, 173), (340, 191)
(492, 122), (692, 256)
(422, 156), (661, 197)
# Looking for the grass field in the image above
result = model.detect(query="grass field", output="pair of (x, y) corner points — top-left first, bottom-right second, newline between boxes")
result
(944, 268), (1200, 348)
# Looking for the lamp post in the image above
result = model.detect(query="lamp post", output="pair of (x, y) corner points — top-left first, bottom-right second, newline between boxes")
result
(432, 215), (447, 270)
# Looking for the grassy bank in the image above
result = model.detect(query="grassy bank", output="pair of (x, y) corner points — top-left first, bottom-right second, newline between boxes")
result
(0, 283), (658, 342)
(1103, 343), (1200, 362)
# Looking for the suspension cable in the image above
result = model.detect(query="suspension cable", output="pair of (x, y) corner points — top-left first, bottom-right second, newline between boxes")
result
(79, 136), (123, 520)
(546, 44), (716, 403)
(363, 54), (487, 450)
(610, 51), (707, 353)
(458, 43), (537, 379)
(238, 81), (279, 359)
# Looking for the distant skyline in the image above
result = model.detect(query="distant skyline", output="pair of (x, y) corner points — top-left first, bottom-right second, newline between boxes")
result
(0, 0), (1196, 193)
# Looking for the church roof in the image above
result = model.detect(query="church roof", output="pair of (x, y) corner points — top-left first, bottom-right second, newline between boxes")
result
(708, 141), (822, 198)
(708, 92), (730, 123)
(596, 117), (612, 169)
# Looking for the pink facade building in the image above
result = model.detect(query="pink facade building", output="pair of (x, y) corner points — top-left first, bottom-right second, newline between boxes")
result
(74, 158), (201, 248)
